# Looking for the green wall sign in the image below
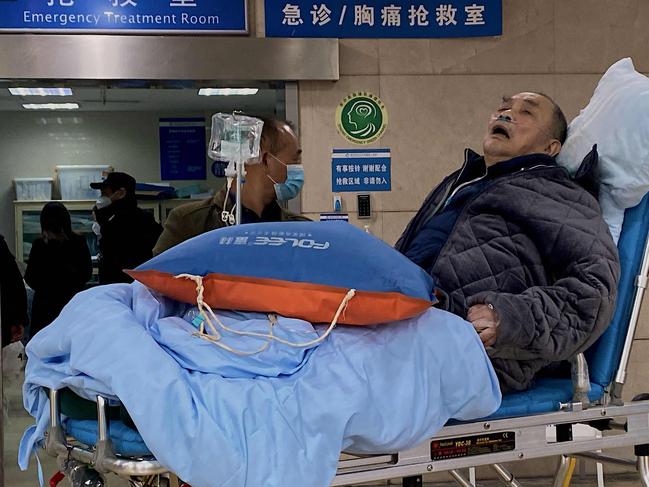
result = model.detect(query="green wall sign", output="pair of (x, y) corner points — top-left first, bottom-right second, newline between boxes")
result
(336, 92), (388, 145)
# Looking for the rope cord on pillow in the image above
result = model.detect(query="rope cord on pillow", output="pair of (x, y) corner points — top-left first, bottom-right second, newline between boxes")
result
(175, 274), (356, 355)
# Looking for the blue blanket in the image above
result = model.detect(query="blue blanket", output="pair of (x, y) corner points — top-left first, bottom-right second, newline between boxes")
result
(20, 283), (500, 487)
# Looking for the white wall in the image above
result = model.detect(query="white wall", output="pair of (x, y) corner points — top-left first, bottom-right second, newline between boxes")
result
(0, 111), (222, 254)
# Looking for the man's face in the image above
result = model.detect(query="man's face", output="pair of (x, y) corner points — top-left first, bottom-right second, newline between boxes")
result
(482, 92), (559, 164)
(265, 124), (302, 185)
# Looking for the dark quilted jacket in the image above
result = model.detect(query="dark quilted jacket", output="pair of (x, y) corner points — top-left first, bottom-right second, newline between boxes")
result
(396, 150), (620, 392)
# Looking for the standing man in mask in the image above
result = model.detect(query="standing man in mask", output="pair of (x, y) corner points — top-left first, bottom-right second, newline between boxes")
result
(153, 117), (309, 256)
(91, 172), (163, 284)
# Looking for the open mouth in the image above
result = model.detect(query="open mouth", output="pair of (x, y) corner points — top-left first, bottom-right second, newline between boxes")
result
(491, 124), (510, 139)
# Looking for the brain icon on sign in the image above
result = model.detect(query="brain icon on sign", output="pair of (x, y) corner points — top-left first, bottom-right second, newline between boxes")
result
(338, 94), (387, 144)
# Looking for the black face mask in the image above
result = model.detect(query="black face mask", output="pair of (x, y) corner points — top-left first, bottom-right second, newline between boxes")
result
(93, 203), (113, 225)
(94, 196), (135, 223)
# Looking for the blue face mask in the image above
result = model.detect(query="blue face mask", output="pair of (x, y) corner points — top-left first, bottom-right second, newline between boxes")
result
(268, 154), (305, 201)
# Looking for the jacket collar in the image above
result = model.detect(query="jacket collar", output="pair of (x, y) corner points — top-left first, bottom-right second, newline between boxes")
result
(461, 149), (558, 180)
(211, 184), (284, 222)
(396, 151), (559, 254)
(211, 185), (230, 209)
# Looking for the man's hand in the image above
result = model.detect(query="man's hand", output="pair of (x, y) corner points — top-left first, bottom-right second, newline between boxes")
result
(467, 304), (499, 347)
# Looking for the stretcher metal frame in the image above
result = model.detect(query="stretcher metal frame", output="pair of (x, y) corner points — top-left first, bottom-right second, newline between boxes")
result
(44, 213), (649, 487)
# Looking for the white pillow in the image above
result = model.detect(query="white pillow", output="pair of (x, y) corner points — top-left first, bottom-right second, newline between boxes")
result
(599, 190), (624, 243)
(557, 58), (649, 243)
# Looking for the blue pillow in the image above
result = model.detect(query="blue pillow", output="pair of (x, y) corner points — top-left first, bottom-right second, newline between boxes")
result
(129, 221), (435, 325)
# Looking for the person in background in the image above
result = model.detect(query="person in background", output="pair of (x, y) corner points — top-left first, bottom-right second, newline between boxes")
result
(0, 234), (27, 347)
(90, 172), (163, 284)
(24, 202), (92, 339)
(153, 117), (309, 256)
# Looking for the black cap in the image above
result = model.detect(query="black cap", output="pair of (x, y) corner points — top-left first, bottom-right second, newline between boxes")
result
(90, 172), (136, 195)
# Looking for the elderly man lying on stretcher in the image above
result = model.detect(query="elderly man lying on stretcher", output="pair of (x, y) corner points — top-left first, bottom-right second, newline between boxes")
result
(396, 92), (621, 393)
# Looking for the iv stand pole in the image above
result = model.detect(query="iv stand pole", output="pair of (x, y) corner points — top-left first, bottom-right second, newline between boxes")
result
(233, 114), (246, 226)
(235, 145), (243, 226)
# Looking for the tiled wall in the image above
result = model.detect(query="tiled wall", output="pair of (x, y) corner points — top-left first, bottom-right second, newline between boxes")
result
(291, 0), (649, 476)
(296, 0), (649, 242)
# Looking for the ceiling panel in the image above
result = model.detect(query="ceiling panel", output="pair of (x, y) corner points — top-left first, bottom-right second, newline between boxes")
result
(0, 84), (283, 114)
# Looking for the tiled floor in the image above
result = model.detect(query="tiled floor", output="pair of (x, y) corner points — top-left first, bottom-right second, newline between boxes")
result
(1, 350), (645, 486)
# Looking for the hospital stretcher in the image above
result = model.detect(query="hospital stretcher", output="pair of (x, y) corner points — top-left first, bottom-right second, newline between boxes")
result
(43, 193), (649, 487)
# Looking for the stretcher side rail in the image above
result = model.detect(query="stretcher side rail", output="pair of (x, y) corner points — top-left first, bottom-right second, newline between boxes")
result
(45, 388), (649, 485)
(333, 399), (649, 485)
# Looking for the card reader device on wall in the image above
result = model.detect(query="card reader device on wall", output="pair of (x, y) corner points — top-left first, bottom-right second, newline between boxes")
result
(357, 194), (371, 219)
(333, 195), (343, 213)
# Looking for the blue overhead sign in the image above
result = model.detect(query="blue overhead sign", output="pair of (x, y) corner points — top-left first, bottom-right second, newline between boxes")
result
(332, 148), (391, 192)
(0, 0), (248, 34)
(265, 1), (501, 38)
(159, 118), (207, 181)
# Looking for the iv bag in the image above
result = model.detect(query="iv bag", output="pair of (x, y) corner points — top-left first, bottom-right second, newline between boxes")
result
(208, 113), (264, 165)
